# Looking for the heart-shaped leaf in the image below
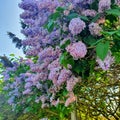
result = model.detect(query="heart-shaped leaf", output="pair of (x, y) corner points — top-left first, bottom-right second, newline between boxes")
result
(96, 41), (109, 60)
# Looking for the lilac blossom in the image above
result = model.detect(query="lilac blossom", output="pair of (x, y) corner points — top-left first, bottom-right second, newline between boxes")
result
(115, 0), (120, 5)
(25, 82), (32, 89)
(3, 86), (9, 91)
(25, 59), (33, 66)
(98, 0), (111, 13)
(12, 88), (20, 97)
(30, 74), (41, 84)
(38, 47), (61, 62)
(62, 0), (94, 8)
(15, 77), (22, 84)
(81, 9), (97, 17)
(21, 27), (40, 37)
(69, 18), (86, 35)
(66, 41), (87, 60)
(22, 37), (39, 46)
(65, 92), (76, 107)
(64, 10), (70, 16)
(35, 98), (41, 103)
(30, 64), (43, 72)
(23, 19), (35, 26)
(48, 68), (60, 85)
(48, 59), (61, 70)
(62, 23), (68, 32)
(96, 51), (114, 70)
(36, 82), (42, 89)
(66, 76), (79, 92)
(23, 89), (32, 95)
(24, 72), (32, 77)
(8, 96), (15, 105)
(26, 47), (42, 56)
(3, 73), (10, 81)
(57, 69), (72, 85)
(41, 103), (49, 108)
(37, 0), (60, 12)
(89, 22), (102, 36)
(18, 0), (38, 12)
(40, 95), (48, 104)
(51, 98), (59, 106)
(20, 11), (37, 19)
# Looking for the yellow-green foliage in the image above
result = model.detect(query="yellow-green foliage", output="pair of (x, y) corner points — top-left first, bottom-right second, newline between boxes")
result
(17, 113), (39, 120)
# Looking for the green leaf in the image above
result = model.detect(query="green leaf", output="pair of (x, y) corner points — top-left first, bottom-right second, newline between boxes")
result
(89, 60), (96, 73)
(116, 32), (120, 37)
(111, 0), (115, 4)
(79, 15), (89, 21)
(61, 106), (66, 112)
(49, 12), (61, 20)
(91, 13), (101, 22)
(106, 9), (120, 16)
(47, 20), (55, 32)
(73, 60), (88, 75)
(67, 13), (89, 21)
(113, 52), (120, 63)
(60, 112), (64, 119)
(56, 7), (64, 12)
(90, 0), (99, 10)
(63, 89), (68, 96)
(101, 30), (118, 36)
(27, 97), (32, 103)
(44, 19), (56, 33)
(83, 35), (97, 46)
(59, 52), (74, 68)
(24, 107), (33, 113)
(96, 41), (110, 60)
(9, 54), (15, 57)
(59, 52), (67, 65)
(73, 65), (81, 74)
(60, 39), (70, 49)
(67, 13), (79, 20)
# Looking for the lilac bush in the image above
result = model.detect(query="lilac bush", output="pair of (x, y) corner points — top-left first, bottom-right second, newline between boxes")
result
(2, 0), (120, 119)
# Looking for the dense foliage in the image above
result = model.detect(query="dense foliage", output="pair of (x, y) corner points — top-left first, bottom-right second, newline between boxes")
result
(1, 0), (120, 119)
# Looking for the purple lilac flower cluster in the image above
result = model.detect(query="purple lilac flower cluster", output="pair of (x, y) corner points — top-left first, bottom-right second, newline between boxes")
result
(81, 9), (97, 17)
(98, 0), (111, 13)
(89, 22), (102, 36)
(19, 0), (62, 56)
(96, 51), (114, 71)
(115, 0), (120, 5)
(69, 18), (86, 35)
(3, 61), (26, 105)
(66, 41), (87, 60)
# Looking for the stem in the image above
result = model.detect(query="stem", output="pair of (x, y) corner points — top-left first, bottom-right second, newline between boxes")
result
(45, 109), (58, 116)
(87, 46), (95, 49)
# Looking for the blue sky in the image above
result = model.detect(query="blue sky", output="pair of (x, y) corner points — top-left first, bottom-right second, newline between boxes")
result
(0, 0), (25, 57)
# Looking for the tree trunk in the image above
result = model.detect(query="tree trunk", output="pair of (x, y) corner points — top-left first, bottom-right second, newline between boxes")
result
(71, 110), (77, 120)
